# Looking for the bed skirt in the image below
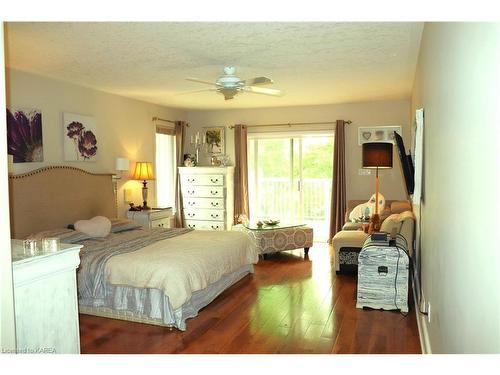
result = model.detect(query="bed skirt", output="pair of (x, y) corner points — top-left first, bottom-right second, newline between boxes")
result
(79, 264), (254, 331)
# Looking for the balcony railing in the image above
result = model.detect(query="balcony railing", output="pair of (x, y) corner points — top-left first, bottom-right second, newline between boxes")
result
(251, 177), (331, 221)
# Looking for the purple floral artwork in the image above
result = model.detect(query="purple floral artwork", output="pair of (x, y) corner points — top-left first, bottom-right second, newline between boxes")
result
(6, 108), (44, 163)
(78, 130), (98, 159)
(63, 113), (98, 161)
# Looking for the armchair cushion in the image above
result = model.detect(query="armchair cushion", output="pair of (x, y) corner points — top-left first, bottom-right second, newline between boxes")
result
(390, 201), (412, 214)
(342, 221), (364, 231)
(380, 213), (404, 234)
(332, 230), (369, 249)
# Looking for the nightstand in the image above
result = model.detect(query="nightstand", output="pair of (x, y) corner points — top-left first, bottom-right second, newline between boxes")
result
(127, 208), (173, 229)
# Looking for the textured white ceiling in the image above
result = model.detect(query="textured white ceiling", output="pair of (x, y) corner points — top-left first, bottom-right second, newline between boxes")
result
(5, 22), (423, 109)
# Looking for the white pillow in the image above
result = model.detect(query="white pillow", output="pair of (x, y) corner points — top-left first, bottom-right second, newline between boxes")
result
(348, 193), (386, 222)
(368, 193), (386, 215)
(74, 216), (112, 238)
(349, 202), (371, 222)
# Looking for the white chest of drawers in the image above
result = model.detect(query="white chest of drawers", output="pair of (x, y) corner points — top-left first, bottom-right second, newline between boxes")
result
(179, 166), (234, 230)
(11, 240), (82, 354)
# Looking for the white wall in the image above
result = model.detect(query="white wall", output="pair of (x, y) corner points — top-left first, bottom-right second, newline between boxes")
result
(186, 99), (411, 202)
(6, 69), (186, 216)
(411, 23), (500, 353)
(0, 25), (17, 352)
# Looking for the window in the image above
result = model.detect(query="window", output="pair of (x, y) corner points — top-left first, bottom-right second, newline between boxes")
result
(155, 130), (176, 210)
(248, 131), (334, 242)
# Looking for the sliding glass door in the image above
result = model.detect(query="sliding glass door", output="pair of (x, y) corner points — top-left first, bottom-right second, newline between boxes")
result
(248, 133), (334, 242)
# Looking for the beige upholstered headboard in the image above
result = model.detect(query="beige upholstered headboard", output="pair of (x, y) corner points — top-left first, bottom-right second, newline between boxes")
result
(9, 166), (117, 239)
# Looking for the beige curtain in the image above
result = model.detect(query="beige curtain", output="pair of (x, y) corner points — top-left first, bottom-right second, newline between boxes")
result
(233, 124), (250, 224)
(329, 120), (347, 242)
(174, 121), (186, 227)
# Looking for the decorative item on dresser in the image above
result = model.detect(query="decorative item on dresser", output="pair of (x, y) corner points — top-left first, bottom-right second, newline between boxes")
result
(11, 239), (82, 353)
(179, 166), (234, 230)
(126, 208), (174, 229)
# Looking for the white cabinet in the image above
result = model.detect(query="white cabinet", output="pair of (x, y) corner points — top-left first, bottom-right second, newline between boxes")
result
(179, 167), (234, 230)
(11, 240), (82, 354)
(127, 208), (173, 229)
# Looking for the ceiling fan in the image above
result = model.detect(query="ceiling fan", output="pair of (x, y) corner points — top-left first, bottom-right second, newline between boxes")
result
(181, 66), (284, 100)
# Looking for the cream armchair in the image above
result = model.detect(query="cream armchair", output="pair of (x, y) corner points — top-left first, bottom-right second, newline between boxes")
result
(333, 206), (415, 274)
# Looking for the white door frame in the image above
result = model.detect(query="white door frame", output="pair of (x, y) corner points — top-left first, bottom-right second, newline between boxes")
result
(0, 23), (17, 351)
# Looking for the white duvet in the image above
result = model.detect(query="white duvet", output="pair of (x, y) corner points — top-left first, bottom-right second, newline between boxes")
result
(105, 230), (259, 310)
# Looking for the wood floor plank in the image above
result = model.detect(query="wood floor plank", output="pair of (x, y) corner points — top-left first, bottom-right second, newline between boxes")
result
(79, 243), (421, 354)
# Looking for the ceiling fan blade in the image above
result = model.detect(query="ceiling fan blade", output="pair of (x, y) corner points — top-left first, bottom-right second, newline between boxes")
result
(186, 77), (217, 86)
(242, 76), (273, 86)
(244, 86), (284, 97)
(175, 88), (217, 96)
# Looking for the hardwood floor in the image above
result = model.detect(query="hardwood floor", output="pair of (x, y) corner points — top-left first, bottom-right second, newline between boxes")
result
(79, 243), (421, 354)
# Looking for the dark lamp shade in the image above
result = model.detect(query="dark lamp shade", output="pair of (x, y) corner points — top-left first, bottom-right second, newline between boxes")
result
(132, 161), (155, 180)
(362, 142), (393, 169)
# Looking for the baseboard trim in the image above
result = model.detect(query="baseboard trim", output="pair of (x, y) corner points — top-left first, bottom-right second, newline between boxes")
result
(412, 277), (432, 354)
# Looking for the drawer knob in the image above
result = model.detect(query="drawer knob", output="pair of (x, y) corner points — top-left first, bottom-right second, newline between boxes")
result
(188, 201), (195, 206)
(188, 190), (195, 195)
(211, 214), (219, 218)
(188, 213), (195, 218)
(211, 202), (219, 207)
(210, 190), (218, 195)
(188, 224), (196, 229)
(210, 178), (219, 183)
(188, 178), (195, 183)
(211, 225), (219, 230)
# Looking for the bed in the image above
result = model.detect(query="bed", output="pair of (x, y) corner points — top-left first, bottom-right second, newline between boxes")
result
(9, 166), (259, 330)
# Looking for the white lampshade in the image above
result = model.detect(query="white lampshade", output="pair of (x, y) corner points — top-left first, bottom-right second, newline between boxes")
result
(115, 157), (130, 172)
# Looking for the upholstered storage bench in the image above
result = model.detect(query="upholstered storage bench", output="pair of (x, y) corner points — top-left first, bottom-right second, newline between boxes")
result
(232, 224), (313, 257)
(332, 230), (368, 274)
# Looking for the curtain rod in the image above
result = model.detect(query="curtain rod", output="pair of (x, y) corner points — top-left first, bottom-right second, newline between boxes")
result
(152, 117), (190, 127)
(228, 120), (351, 129)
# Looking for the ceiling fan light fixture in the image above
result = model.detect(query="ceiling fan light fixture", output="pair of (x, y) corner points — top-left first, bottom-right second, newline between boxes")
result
(184, 66), (283, 101)
(219, 88), (238, 100)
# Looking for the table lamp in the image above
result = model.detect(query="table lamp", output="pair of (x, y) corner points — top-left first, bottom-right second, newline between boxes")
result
(362, 142), (393, 232)
(132, 161), (155, 210)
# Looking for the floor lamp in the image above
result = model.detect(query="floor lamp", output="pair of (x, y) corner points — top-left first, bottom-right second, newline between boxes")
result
(362, 142), (393, 232)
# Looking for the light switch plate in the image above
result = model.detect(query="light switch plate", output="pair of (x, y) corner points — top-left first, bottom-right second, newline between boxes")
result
(358, 169), (372, 176)
(124, 188), (133, 203)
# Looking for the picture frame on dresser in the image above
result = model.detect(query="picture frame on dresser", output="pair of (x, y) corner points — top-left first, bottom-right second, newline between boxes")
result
(204, 126), (225, 154)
